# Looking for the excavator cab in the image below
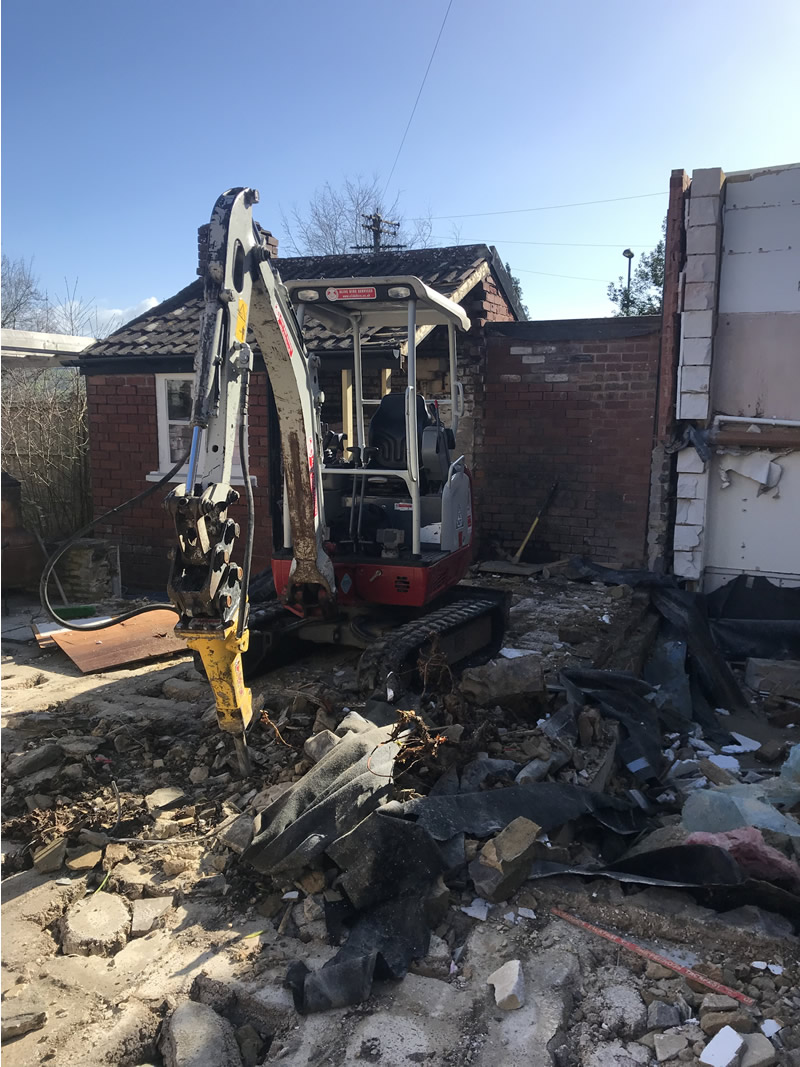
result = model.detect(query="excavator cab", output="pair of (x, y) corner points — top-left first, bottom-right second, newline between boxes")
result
(275, 277), (474, 609)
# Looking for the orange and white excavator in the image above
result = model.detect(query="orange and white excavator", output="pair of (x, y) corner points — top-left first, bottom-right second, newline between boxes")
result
(164, 188), (505, 771)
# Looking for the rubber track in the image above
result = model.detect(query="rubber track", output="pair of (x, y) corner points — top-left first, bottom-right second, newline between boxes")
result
(357, 596), (500, 691)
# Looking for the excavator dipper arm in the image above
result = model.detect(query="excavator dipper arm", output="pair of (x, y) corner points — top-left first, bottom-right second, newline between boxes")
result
(164, 188), (334, 743)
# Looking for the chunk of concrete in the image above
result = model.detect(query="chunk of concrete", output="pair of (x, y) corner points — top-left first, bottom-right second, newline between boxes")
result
(740, 1034), (777, 1067)
(648, 1000), (681, 1029)
(303, 729), (340, 764)
(6, 744), (64, 779)
(33, 837), (66, 874)
(161, 1001), (243, 1067)
(1, 1008), (47, 1041)
(217, 814), (254, 855)
(744, 658), (800, 699)
(131, 897), (172, 937)
(487, 959), (525, 1010)
(468, 816), (540, 902)
(65, 845), (103, 871)
(702, 994), (740, 1014)
(702, 1011), (754, 1037)
(700, 1025), (745, 1067)
(145, 786), (186, 813)
(60, 893), (131, 956)
(460, 654), (544, 705)
(235, 1024), (265, 1067)
(654, 1033), (688, 1062)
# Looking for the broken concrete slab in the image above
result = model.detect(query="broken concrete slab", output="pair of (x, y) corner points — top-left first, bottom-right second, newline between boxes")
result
(6, 743), (64, 779)
(702, 994), (740, 1014)
(654, 1033), (688, 1062)
(303, 729), (339, 764)
(460, 654), (544, 705)
(702, 1010), (755, 1036)
(486, 959), (525, 1009)
(1, 1007), (47, 1042)
(65, 845), (103, 871)
(740, 1033), (777, 1067)
(216, 814), (254, 855)
(160, 1001), (243, 1067)
(32, 837), (66, 874)
(131, 897), (172, 937)
(145, 786), (187, 814)
(744, 658), (800, 699)
(468, 816), (540, 902)
(60, 893), (131, 957)
(648, 999), (682, 1028)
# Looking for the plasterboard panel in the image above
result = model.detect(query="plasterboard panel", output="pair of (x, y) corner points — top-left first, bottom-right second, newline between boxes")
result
(704, 450), (800, 580)
(710, 312), (800, 419)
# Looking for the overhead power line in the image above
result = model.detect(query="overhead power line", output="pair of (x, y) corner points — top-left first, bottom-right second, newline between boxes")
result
(512, 267), (613, 283)
(430, 235), (658, 248)
(414, 191), (666, 221)
(382, 0), (453, 201)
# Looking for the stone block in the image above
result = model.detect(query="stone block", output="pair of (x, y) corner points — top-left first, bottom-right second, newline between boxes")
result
(740, 1033), (777, 1067)
(687, 224), (721, 256)
(522, 354), (545, 364)
(161, 1001), (243, 1067)
(469, 816), (541, 902)
(303, 729), (340, 764)
(678, 391), (710, 420)
(487, 959), (525, 1009)
(681, 365), (711, 393)
(682, 309), (715, 338)
(131, 897), (172, 937)
(648, 1000), (682, 1029)
(654, 1033), (688, 1062)
(689, 196), (722, 227)
(676, 497), (706, 525)
(686, 254), (718, 283)
(60, 894), (131, 957)
(673, 524), (703, 550)
(691, 167), (725, 197)
(684, 281), (717, 311)
(673, 550), (702, 580)
(33, 837), (66, 873)
(217, 813), (255, 855)
(677, 473), (705, 499)
(702, 1010), (754, 1036)
(677, 447), (706, 474)
(682, 336), (713, 366)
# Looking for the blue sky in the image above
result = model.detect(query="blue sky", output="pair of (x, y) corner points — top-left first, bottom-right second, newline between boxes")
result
(3, 0), (799, 328)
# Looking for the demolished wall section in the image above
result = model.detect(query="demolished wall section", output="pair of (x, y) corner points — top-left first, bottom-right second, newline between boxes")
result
(476, 319), (661, 566)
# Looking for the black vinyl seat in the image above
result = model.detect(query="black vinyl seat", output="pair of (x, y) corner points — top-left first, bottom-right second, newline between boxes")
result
(368, 393), (430, 469)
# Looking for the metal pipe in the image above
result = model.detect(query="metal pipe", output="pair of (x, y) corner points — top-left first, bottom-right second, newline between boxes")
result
(407, 298), (420, 556)
(352, 315), (366, 451)
(185, 425), (202, 490)
(448, 323), (459, 437)
(713, 415), (800, 428)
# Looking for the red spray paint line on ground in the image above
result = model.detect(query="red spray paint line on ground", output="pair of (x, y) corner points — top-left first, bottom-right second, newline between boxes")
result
(550, 907), (755, 1006)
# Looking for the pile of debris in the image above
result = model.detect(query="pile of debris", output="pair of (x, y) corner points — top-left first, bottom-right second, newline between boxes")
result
(2, 562), (799, 1066)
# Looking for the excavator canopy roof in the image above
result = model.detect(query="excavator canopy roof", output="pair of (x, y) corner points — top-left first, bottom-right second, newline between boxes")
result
(284, 275), (470, 334)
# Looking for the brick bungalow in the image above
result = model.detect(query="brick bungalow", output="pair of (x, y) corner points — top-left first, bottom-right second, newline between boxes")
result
(78, 240), (663, 589)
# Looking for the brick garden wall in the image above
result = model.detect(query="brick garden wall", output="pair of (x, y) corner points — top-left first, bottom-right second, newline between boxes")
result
(474, 319), (661, 567)
(86, 372), (272, 590)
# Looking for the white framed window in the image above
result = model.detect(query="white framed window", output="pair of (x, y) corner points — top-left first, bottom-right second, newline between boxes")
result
(147, 373), (253, 484)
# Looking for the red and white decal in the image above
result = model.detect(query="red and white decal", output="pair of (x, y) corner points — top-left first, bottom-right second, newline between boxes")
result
(274, 305), (294, 357)
(394, 501), (413, 511)
(325, 286), (377, 302)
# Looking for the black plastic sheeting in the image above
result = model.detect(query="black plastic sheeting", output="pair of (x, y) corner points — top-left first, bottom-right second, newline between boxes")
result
(706, 575), (800, 660)
(402, 781), (647, 839)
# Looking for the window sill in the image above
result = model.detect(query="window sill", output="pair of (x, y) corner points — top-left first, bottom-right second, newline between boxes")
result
(146, 471), (257, 486)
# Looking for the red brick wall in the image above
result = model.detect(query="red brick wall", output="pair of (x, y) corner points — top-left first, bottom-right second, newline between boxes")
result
(474, 321), (661, 567)
(86, 372), (272, 590)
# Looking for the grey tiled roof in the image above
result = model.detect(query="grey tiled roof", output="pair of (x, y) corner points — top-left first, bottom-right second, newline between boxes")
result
(82, 244), (505, 361)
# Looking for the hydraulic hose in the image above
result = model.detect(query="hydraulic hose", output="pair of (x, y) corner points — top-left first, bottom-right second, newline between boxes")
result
(236, 366), (255, 639)
(39, 449), (191, 632)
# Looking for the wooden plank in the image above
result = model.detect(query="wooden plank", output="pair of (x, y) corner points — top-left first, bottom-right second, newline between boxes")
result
(34, 610), (186, 672)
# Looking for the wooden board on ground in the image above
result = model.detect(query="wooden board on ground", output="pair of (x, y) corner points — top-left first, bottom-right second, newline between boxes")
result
(478, 559), (567, 577)
(32, 610), (185, 672)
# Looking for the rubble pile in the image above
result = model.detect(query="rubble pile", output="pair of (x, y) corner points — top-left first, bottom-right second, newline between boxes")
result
(2, 565), (799, 1066)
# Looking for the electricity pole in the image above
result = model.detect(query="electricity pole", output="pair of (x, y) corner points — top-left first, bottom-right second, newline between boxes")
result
(352, 212), (405, 253)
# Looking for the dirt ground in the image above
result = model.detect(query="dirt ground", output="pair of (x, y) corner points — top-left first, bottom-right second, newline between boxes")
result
(2, 579), (799, 1067)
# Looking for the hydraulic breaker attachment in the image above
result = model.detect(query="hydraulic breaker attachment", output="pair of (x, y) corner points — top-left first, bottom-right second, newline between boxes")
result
(182, 622), (253, 737)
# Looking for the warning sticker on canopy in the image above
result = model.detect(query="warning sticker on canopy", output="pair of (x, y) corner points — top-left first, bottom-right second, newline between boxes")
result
(325, 286), (377, 301)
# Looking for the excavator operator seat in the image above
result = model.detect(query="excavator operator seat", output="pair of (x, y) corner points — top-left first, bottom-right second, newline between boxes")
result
(368, 393), (430, 470)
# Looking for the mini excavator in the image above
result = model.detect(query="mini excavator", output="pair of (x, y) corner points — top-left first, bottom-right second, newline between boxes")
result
(165, 189), (505, 770)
